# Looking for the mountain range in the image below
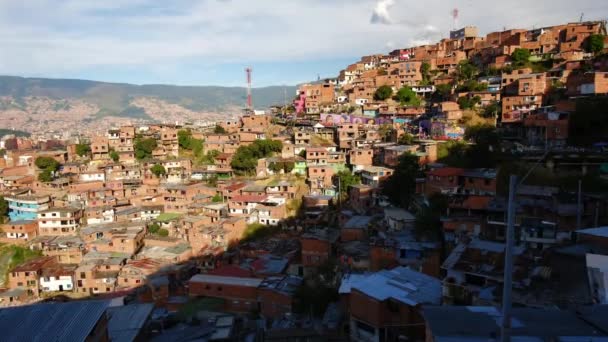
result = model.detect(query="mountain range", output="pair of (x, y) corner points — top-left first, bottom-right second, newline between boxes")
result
(0, 76), (296, 134)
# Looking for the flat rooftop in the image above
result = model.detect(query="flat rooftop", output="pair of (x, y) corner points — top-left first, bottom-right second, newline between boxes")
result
(190, 274), (263, 288)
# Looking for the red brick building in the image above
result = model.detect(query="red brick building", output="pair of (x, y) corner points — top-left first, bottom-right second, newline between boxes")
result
(425, 167), (464, 196)
(340, 267), (441, 341)
(189, 274), (262, 313)
(300, 229), (340, 267)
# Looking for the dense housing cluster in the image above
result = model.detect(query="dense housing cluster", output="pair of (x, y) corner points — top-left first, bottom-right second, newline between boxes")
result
(0, 20), (608, 342)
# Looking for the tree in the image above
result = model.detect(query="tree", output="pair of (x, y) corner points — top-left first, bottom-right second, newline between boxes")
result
(178, 130), (192, 149)
(456, 80), (487, 92)
(0, 196), (8, 220)
(35, 156), (60, 182)
(479, 66), (500, 77)
(378, 124), (394, 142)
(75, 143), (91, 157)
(242, 223), (280, 242)
(157, 229), (169, 237)
(373, 85), (393, 101)
(0, 149), (5, 158)
(463, 124), (500, 168)
(398, 133), (415, 145)
(421, 62), (431, 84)
(587, 34), (605, 54)
(231, 146), (259, 174)
(38, 169), (53, 182)
(191, 139), (204, 158)
(481, 100), (501, 118)
(200, 150), (219, 164)
(35, 157), (60, 171)
(268, 162), (284, 173)
(393, 86), (421, 106)
(511, 48), (531, 67)
(231, 140), (283, 175)
(382, 153), (421, 208)
(457, 95), (481, 110)
(437, 140), (471, 168)
(455, 60), (478, 82)
(150, 164), (166, 177)
(207, 175), (218, 187)
(148, 223), (160, 234)
(434, 84), (453, 101)
(415, 193), (448, 240)
(212, 193), (223, 203)
(298, 150), (307, 158)
(464, 124), (499, 147)
(134, 138), (157, 160)
(109, 150), (120, 162)
(334, 170), (360, 199)
(283, 161), (295, 173)
(214, 125), (227, 134)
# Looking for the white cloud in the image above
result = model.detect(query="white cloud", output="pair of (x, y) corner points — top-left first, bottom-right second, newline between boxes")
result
(370, 0), (395, 24)
(0, 0), (606, 83)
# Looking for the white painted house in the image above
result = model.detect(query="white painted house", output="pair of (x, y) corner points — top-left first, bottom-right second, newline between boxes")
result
(79, 171), (106, 182)
(40, 266), (75, 292)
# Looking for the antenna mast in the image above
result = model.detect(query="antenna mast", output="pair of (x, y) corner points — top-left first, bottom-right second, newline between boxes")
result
(452, 8), (459, 30)
(245, 67), (253, 111)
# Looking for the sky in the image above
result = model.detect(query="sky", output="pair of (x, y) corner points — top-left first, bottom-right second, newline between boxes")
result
(0, 0), (606, 87)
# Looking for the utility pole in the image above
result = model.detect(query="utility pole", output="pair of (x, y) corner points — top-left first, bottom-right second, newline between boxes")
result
(245, 67), (253, 111)
(501, 175), (517, 342)
(501, 151), (550, 342)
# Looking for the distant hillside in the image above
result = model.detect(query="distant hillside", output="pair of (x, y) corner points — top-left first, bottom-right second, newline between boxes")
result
(0, 76), (297, 134)
(0, 128), (30, 138)
(0, 76), (296, 115)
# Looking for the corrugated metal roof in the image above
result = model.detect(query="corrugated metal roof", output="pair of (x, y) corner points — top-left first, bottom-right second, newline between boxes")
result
(0, 300), (109, 342)
(345, 267), (442, 305)
(189, 274), (262, 288)
(107, 303), (154, 342)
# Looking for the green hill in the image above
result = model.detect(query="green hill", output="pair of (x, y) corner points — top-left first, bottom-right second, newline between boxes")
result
(0, 76), (296, 118)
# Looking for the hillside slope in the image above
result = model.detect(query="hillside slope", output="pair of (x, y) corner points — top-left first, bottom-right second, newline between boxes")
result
(0, 76), (296, 134)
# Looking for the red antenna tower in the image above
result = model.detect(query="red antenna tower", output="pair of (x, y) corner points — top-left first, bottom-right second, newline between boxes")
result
(452, 8), (459, 29)
(245, 67), (253, 110)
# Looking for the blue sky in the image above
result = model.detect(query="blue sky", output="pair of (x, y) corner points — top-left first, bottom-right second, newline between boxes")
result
(0, 0), (606, 87)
